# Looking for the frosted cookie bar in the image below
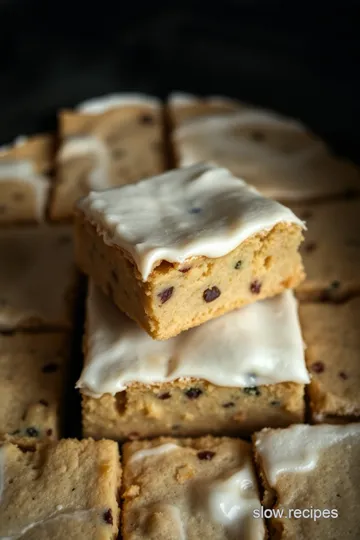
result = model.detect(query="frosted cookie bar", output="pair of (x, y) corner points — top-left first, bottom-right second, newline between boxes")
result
(0, 134), (54, 223)
(300, 298), (360, 423)
(169, 93), (360, 202)
(51, 94), (164, 220)
(293, 199), (360, 302)
(0, 438), (121, 539)
(0, 225), (77, 330)
(75, 163), (305, 340)
(122, 436), (265, 539)
(0, 333), (70, 442)
(78, 284), (308, 440)
(253, 424), (360, 539)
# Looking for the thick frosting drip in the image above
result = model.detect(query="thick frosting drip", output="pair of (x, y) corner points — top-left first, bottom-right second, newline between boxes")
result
(78, 163), (304, 280)
(255, 423), (360, 487)
(77, 284), (309, 396)
(76, 93), (160, 114)
(205, 463), (265, 539)
(0, 160), (49, 219)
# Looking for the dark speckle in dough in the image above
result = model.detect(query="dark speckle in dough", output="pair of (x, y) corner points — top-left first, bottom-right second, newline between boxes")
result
(203, 286), (221, 303)
(139, 114), (154, 125)
(311, 361), (325, 374)
(251, 131), (265, 142)
(26, 427), (39, 437)
(42, 363), (59, 374)
(103, 509), (113, 525)
(158, 287), (174, 304)
(304, 242), (317, 253)
(189, 207), (202, 214)
(339, 371), (348, 380)
(197, 451), (215, 461)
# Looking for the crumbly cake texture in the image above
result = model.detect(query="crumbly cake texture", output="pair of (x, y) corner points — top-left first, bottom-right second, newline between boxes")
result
(82, 381), (304, 441)
(0, 134), (54, 223)
(50, 94), (165, 220)
(0, 333), (70, 442)
(292, 199), (360, 302)
(300, 298), (360, 422)
(253, 423), (360, 540)
(75, 164), (305, 340)
(0, 225), (77, 330)
(168, 93), (360, 202)
(79, 284), (307, 440)
(0, 438), (121, 540)
(122, 436), (265, 539)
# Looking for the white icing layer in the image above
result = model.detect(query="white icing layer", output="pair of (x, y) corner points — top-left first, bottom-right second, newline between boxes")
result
(173, 110), (359, 200)
(78, 163), (304, 281)
(255, 423), (360, 487)
(77, 284), (309, 396)
(57, 135), (110, 190)
(205, 463), (265, 539)
(0, 225), (74, 328)
(76, 93), (160, 114)
(0, 160), (49, 219)
(129, 443), (179, 463)
(168, 92), (238, 108)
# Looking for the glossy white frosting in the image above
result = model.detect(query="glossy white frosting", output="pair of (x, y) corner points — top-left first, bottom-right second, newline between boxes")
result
(255, 423), (360, 487)
(205, 460), (265, 538)
(57, 135), (110, 190)
(0, 160), (49, 219)
(78, 163), (304, 281)
(168, 92), (239, 108)
(129, 443), (179, 463)
(77, 284), (309, 396)
(76, 93), (160, 114)
(172, 108), (359, 200)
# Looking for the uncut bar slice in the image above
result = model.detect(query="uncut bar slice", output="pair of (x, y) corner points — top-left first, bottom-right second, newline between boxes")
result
(122, 436), (265, 539)
(75, 163), (305, 340)
(78, 284), (308, 440)
(0, 134), (54, 223)
(253, 424), (360, 540)
(0, 438), (121, 540)
(0, 333), (70, 442)
(168, 92), (360, 202)
(300, 298), (360, 423)
(0, 225), (77, 330)
(50, 94), (165, 220)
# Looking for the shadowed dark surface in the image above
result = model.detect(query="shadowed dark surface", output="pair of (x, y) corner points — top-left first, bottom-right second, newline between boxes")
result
(1, 0), (359, 162)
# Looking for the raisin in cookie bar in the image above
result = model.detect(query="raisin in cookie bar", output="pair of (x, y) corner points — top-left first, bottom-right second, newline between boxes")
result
(122, 436), (265, 539)
(292, 199), (360, 301)
(0, 333), (70, 442)
(0, 134), (54, 223)
(300, 298), (360, 423)
(51, 94), (165, 220)
(253, 423), (360, 540)
(168, 93), (360, 202)
(75, 163), (305, 340)
(0, 438), (120, 539)
(0, 225), (77, 330)
(78, 283), (308, 440)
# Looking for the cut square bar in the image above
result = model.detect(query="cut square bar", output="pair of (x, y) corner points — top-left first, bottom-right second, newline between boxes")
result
(51, 94), (165, 220)
(75, 163), (305, 339)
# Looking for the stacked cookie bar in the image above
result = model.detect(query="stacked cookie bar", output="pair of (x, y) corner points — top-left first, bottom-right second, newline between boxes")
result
(75, 161), (309, 440)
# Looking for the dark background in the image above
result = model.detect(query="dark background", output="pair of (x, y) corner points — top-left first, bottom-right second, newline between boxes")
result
(1, 0), (359, 161)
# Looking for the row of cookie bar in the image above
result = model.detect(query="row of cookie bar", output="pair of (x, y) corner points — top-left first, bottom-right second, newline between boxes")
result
(2, 92), (359, 225)
(2, 423), (360, 539)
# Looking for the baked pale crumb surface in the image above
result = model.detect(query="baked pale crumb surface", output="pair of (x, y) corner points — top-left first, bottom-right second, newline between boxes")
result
(300, 298), (360, 422)
(0, 438), (121, 540)
(0, 332), (70, 442)
(122, 436), (266, 539)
